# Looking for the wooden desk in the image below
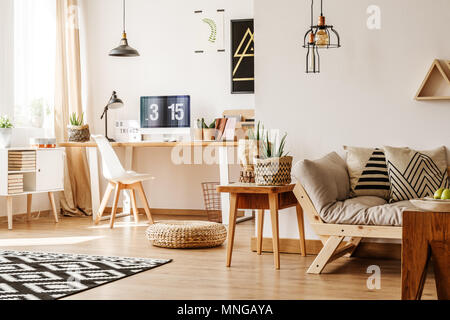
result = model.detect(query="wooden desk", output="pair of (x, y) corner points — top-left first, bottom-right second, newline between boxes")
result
(59, 141), (239, 223)
(402, 211), (449, 300)
(217, 183), (307, 270)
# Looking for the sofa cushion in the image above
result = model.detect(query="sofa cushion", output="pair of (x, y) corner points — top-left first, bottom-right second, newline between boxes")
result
(294, 152), (350, 213)
(322, 197), (416, 226)
(343, 146), (390, 200)
(383, 146), (449, 202)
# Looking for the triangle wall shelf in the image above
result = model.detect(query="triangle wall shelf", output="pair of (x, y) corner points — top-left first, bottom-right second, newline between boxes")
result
(415, 59), (450, 101)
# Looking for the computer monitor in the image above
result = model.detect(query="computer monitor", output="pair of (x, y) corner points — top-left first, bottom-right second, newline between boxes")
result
(140, 95), (191, 140)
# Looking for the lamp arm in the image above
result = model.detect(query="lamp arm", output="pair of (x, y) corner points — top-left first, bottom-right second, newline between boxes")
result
(100, 105), (109, 120)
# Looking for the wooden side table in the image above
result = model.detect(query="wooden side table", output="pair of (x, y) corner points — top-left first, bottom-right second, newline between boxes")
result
(402, 211), (449, 300)
(217, 183), (307, 270)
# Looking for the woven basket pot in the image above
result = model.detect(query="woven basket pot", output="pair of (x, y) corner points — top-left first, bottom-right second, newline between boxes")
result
(68, 124), (90, 143)
(254, 156), (293, 186)
(146, 220), (227, 249)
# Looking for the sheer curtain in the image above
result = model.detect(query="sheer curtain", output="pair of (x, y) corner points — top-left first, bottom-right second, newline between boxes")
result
(14, 0), (56, 133)
(55, 0), (92, 216)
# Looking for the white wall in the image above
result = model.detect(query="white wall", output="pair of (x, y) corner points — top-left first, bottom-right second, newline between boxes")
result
(254, 0), (450, 240)
(79, 0), (254, 209)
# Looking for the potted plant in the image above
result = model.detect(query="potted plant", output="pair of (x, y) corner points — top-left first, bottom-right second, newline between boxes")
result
(0, 115), (13, 148)
(238, 121), (264, 183)
(202, 119), (217, 141)
(193, 119), (204, 141)
(68, 112), (91, 142)
(254, 131), (292, 186)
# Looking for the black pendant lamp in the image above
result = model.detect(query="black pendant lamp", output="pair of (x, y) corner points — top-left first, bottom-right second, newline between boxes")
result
(109, 0), (140, 57)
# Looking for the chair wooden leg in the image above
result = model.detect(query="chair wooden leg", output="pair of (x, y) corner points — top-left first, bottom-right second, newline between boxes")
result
(95, 182), (115, 225)
(269, 194), (280, 270)
(226, 193), (239, 267)
(307, 236), (344, 274)
(136, 182), (153, 224)
(110, 183), (122, 229)
(48, 192), (59, 223)
(296, 204), (307, 257)
(27, 194), (32, 222)
(257, 210), (264, 255)
(130, 189), (139, 223)
(6, 196), (13, 230)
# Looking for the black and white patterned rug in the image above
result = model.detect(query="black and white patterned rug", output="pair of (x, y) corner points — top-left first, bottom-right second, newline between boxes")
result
(0, 250), (171, 300)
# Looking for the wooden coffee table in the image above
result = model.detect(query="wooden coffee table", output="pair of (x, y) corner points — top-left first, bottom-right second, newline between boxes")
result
(217, 183), (307, 270)
(402, 210), (449, 300)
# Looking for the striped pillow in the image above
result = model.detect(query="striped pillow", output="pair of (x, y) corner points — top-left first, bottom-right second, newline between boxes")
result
(344, 146), (390, 200)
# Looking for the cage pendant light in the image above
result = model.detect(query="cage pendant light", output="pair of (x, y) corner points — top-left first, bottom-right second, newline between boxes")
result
(303, 0), (320, 73)
(303, 0), (340, 50)
(109, 0), (140, 57)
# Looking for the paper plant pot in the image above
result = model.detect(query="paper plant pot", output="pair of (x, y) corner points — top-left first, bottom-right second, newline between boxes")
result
(238, 139), (260, 183)
(0, 128), (12, 148)
(203, 128), (216, 141)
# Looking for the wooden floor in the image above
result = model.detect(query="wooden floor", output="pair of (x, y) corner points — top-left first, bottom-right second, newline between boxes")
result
(0, 213), (438, 300)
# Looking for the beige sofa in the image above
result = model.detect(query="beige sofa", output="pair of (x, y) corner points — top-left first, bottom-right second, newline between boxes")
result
(292, 152), (449, 274)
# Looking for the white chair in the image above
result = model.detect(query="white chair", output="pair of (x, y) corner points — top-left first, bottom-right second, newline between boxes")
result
(92, 135), (154, 228)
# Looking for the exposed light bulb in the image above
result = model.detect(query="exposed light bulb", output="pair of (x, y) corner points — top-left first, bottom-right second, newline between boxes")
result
(315, 16), (329, 47)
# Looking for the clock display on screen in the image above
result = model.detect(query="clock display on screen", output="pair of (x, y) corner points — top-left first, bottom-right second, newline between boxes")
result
(140, 95), (191, 128)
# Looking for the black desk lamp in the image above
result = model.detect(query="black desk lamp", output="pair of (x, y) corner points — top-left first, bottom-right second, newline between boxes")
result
(101, 91), (124, 142)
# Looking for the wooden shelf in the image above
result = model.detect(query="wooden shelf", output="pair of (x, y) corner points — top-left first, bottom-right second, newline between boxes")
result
(415, 59), (450, 101)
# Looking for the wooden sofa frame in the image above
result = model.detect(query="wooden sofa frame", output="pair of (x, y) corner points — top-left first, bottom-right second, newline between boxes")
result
(293, 166), (450, 274)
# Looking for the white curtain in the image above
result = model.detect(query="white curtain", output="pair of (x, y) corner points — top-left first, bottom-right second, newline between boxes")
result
(13, 0), (56, 133)
(0, 0), (14, 117)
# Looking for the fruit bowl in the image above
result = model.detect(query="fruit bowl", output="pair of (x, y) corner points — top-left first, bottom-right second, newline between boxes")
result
(410, 197), (450, 212)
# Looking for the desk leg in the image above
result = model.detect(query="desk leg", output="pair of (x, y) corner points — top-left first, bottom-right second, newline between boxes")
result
(269, 194), (280, 270)
(226, 193), (239, 267)
(6, 196), (12, 230)
(219, 147), (230, 225)
(87, 147), (101, 222)
(122, 146), (133, 215)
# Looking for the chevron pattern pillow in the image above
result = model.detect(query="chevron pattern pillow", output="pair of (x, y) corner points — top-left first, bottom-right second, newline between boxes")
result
(344, 146), (390, 200)
(383, 146), (449, 202)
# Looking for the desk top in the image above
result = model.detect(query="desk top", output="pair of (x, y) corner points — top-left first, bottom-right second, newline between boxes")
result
(217, 183), (295, 194)
(59, 141), (239, 148)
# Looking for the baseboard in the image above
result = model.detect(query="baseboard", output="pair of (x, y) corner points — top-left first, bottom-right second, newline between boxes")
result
(0, 210), (52, 223)
(250, 237), (401, 260)
(104, 207), (208, 216)
(104, 207), (246, 218)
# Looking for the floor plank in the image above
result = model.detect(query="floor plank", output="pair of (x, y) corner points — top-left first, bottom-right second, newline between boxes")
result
(0, 214), (438, 300)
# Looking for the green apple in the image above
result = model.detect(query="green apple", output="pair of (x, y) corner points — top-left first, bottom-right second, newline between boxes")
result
(441, 189), (450, 200)
(434, 188), (444, 199)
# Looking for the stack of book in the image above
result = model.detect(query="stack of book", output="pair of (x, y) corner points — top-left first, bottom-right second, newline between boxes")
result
(8, 174), (24, 194)
(8, 151), (36, 172)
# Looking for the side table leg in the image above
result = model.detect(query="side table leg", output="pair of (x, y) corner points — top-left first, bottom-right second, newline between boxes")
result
(269, 194), (280, 270)
(226, 193), (239, 267)
(257, 210), (264, 255)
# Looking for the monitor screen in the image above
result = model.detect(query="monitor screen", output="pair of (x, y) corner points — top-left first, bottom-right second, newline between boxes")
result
(140, 95), (191, 128)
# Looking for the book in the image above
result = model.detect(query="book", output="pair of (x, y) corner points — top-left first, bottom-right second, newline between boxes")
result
(215, 118), (228, 142)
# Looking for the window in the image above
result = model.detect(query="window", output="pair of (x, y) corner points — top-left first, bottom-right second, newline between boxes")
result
(14, 0), (56, 134)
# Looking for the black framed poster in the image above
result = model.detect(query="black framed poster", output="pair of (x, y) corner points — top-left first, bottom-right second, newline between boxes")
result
(231, 19), (254, 94)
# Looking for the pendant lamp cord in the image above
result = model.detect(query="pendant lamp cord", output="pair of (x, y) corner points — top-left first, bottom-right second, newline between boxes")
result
(321, 0), (323, 16)
(310, 0), (314, 28)
(123, 0), (126, 33)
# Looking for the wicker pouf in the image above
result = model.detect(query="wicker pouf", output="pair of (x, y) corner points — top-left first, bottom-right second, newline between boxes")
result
(145, 220), (227, 249)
